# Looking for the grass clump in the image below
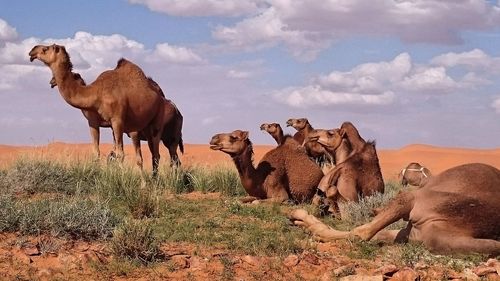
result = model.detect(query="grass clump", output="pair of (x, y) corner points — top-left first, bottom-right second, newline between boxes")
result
(16, 197), (118, 240)
(110, 219), (163, 264)
(5, 158), (99, 195)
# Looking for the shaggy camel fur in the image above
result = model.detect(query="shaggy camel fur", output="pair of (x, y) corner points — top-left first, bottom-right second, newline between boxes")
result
(49, 75), (184, 167)
(210, 130), (324, 203)
(308, 122), (384, 213)
(289, 163), (500, 256)
(260, 123), (286, 145)
(286, 118), (333, 164)
(399, 162), (431, 187)
(30, 44), (164, 174)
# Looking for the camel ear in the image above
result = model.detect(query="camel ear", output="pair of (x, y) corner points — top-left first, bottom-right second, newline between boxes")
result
(240, 131), (249, 140)
(339, 128), (346, 137)
(54, 45), (60, 53)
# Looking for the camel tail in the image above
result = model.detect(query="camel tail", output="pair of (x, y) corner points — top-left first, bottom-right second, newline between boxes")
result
(179, 137), (184, 154)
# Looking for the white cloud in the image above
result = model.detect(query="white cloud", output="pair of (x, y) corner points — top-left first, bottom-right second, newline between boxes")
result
(227, 69), (253, 79)
(273, 85), (395, 108)
(493, 98), (500, 113)
(148, 43), (204, 64)
(272, 51), (493, 108)
(431, 49), (500, 73)
(212, 0), (500, 60)
(0, 19), (17, 43)
(129, 0), (266, 17)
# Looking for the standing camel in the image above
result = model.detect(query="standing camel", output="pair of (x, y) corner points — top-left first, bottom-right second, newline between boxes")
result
(50, 74), (184, 167)
(29, 44), (165, 174)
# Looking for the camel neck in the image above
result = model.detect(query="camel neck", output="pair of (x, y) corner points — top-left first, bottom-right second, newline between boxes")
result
(335, 139), (351, 164)
(51, 63), (96, 110)
(345, 130), (366, 153)
(274, 131), (285, 145)
(303, 124), (314, 135)
(231, 143), (266, 198)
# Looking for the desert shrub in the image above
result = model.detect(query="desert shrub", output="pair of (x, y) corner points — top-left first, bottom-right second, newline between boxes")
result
(110, 219), (163, 264)
(5, 158), (99, 195)
(0, 195), (20, 231)
(18, 197), (118, 240)
(337, 182), (404, 228)
(157, 166), (194, 194)
(206, 166), (244, 196)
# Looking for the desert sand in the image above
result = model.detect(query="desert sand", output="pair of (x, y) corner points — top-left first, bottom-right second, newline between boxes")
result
(1, 142), (499, 181)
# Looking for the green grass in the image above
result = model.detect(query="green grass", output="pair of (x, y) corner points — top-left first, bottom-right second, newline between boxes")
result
(0, 157), (493, 271)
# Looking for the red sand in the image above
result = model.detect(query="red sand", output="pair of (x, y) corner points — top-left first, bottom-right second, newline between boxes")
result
(1, 142), (499, 181)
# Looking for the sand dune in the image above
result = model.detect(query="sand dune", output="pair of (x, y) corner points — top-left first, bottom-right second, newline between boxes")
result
(1, 142), (499, 181)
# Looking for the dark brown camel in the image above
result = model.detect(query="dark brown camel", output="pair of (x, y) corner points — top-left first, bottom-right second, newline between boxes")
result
(49, 74), (184, 167)
(289, 163), (500, 256)
(307, 122), (384, 213)
(399, 162), (431, 187)
(209, 130), (323, 203)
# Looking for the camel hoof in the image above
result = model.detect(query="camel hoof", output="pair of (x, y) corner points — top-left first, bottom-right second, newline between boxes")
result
(288, 209), (310, 220)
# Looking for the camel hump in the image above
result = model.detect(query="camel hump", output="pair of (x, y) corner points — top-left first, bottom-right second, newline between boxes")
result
(115, 58), (133, 69)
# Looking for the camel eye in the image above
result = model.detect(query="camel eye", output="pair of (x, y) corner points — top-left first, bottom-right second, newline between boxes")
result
(229, 135), (237, 142)
(42, 47), (48, 53)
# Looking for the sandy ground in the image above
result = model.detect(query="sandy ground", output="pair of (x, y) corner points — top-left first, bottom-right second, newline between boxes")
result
(1, 142), (499, 181)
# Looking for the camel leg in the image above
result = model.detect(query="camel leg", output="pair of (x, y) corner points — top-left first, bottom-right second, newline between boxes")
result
(167, 143), (180, 167)
(111, 121), (125, 163)
(289, 191), (415, 242)
(88, 123), (100, 160)
(351, 191), (414, 240)
(422, 228), (500, 256)
(128, 132), (143, 170)
(147, 135), (161, 177)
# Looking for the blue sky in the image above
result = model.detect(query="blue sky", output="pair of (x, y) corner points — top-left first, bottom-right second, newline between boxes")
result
(1, 0), (500, 148)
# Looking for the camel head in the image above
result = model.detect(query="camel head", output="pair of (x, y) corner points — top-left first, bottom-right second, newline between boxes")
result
(286, 118), (309, 131)
(307, 128), (345, 152)
(260, 123), (282, 135)
(210, 130), (250, 155)
(29, 44), (69, 67)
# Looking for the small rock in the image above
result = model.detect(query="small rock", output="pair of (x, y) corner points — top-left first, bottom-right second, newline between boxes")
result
(473, 265), (497, 277)
(22, 244), (40, 256)
(375, 264), (398, 276)
(486, 259), (500, 274)
(171, 254), (190, 269)
(340, 275), (383, 281)
(242, 255), (258, 266)
(189, 256), (204, 271)
(462, 268), (480, 281)
(334, 264), (356, 277)
(283, 254), (299, 267)
(389, 267), (419, 281)
(301, 252), (320, 265)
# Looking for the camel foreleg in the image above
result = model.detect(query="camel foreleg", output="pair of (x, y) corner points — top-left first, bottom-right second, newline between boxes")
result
(88, 123), (100, 161)
(128, 132), (143, 170)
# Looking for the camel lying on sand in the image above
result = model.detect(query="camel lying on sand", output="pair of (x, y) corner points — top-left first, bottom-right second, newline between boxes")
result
(50, 75), (184, 167)
(289, 163), (500, 256)
(209, 130), (323, 203)
(307, 122), (384, 213)
(30, 44), (167, 174)
(286, 118), (332, 164)
(260, 123), (285, 145)
(399, 162), (431, 187)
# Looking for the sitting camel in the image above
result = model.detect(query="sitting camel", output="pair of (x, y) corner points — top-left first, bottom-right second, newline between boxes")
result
(30, 44), (166, 174)
(260, 123), (286, 145)
(286, 118), (333, 165)
(399, 162), (431, 187)
(50, 75), (184, 167)
(209, 130), (324, 203)
(289, 163), (500, 256)
(307, 122), (384, 213)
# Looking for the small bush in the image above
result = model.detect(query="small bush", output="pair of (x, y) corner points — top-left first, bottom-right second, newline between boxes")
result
(5, 158), (99, 195)
(0, 195), (20, 231)
(18, 197), (118, 240)
(110, 219), (163, 264)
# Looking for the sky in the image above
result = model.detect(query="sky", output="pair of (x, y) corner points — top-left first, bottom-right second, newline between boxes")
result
(0, 0), (499, 148)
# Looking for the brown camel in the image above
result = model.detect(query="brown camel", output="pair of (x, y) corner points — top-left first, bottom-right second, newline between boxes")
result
(286, 118), (333, 165)
(260, 123), (286, 145)
(399, 162), (431, 187)
(209, 130), (324, 203)
(50, 74), (184, 167)
(307, 122), (384, 214)
(30, 44), (164, 174)
(289, 163), (500, 256)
